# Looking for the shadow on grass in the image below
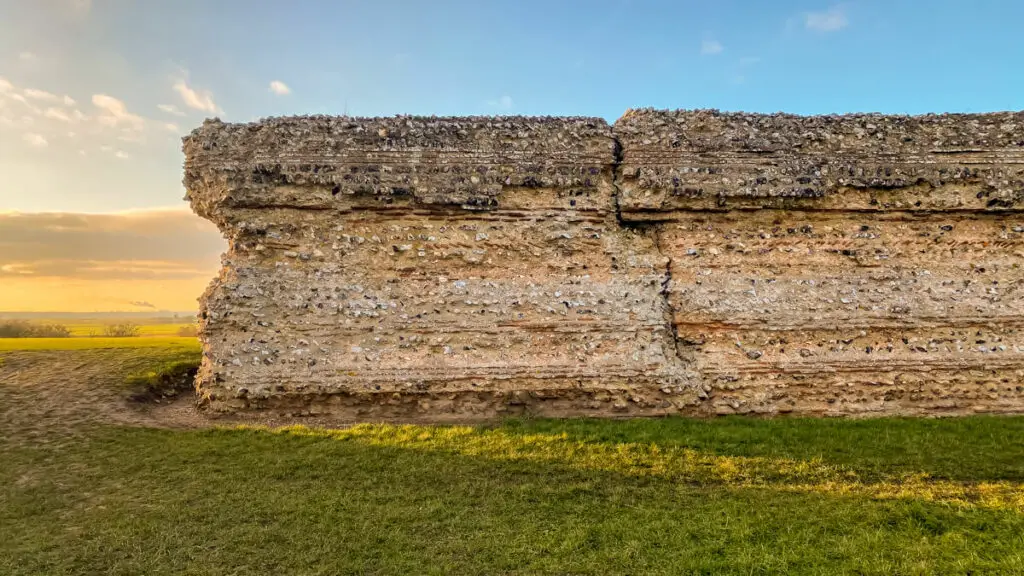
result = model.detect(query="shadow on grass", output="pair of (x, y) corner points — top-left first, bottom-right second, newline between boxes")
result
(493, 415), (1024, 483)
(263, 422), (1024, 512)
(4, 422), (1024, 575)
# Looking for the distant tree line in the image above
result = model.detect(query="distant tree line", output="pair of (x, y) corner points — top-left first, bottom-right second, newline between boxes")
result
(0, 320), (71, 338)
(101, 322), (141, 337)
(0, 320), (198, 338)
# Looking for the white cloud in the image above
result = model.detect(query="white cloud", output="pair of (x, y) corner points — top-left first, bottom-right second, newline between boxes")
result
(24, 88), (60, 102)
(162, 122), (180, 132)
(23, 133), (48, 148)
(63, 95), (76, 106)
(19, 51), (36, 62)
(700, 40), (724, 55)
(68, 131), (77, 138)
(92, 94), (144, 131)
(806, 6), (848, 32)
(114, 150), (130, 160)
(7, 92), (41, 115)
(269, 80), (291, 96)
(157, 103), (186, 116)
(487, 95), (514, 110)
(173, 80), (219, 113)
(78, 149), (87, 156)
(0, 77), (12, 93)
(99, 145), (113, 152)
(44, 107), (72, 122)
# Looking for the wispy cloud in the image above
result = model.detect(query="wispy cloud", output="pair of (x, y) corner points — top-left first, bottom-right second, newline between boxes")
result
(0, 208), (224, 311)
(129, 300), (156, 309)
(43, 107), (73, 122)
(157, 103), (185, 116)
(23, 133), (48, 148)
(805, 6), (848, 32)
(173, 78), (219, 114)
(701, 39), (724, 55)
(162, 122), (179, 133)
(269, 80), (291, 96)
(24, 88), (60, 102)
(0, 209), (223, 281)
(19, 51), (37, 62)
(92, 94), (144, 131)
(487, 95), (514, 110)
(0, 80), (42, 115)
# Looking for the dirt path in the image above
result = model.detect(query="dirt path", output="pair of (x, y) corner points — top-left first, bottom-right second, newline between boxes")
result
(0, 350), (220, 441)
(0, 349), (452, 443)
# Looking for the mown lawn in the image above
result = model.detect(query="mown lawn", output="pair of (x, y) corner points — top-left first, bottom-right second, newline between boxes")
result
(2, 343), (1024, 574)
(3, 418), (1023, 574)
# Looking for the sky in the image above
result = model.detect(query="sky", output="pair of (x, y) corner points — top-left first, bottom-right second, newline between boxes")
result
(1, 0), (1023, 311)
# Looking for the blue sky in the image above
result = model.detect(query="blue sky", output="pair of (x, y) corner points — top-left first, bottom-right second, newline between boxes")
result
(1, 0), (1024, 213)
(1, 0), (1023, 310)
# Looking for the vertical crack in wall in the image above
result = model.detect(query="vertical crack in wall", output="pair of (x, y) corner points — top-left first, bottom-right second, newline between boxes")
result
(609, 132), (693, 377)
(186, 112), (1024, 418)
(610, 133), (625, 224)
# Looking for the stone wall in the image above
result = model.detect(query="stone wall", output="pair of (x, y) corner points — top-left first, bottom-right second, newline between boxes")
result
(184, 110), (1024, 418)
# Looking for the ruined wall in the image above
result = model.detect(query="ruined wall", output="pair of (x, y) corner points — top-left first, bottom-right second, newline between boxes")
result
(184, 110), (1024, 418)
(183, 116), (696, 419)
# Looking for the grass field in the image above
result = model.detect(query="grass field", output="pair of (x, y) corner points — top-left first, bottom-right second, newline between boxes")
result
(62, 322), (196, 337)
(3, 341), (1024, 574)
(0, 336), (201, 351)
(4, 317), (197, 337)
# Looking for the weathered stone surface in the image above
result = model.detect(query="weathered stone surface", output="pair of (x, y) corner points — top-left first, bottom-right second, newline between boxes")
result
(184, 116), (696, 419)
(616, 108), (1024, 214)
(185, 110), (1024, 419)
(615, 109), (1024, 416)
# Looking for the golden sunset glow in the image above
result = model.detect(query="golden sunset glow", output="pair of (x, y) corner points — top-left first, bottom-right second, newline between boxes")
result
(0, 209), (223, 312)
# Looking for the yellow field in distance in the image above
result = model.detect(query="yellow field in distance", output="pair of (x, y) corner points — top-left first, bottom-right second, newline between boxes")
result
(0, 337), (202, 352)
(59, 322), (197, 337)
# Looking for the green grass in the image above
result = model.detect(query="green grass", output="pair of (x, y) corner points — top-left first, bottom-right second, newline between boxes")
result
(123, 359), (200, 401)
(0, 336), (201, 351)
(3, 417), (1024, 574)
(0, 339), (201, 403)
(3, 345), (1024, 574)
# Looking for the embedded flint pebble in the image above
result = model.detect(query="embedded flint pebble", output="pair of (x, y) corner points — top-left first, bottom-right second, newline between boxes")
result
(184, 110), (1024, 418)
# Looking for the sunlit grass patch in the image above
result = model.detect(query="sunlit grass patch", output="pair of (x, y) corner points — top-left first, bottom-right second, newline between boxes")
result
(4, 417), (1024, 574)
(267, 423), (1024, 511)
(123, 359), (200, 401)
(3, 340), (1024, 574)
